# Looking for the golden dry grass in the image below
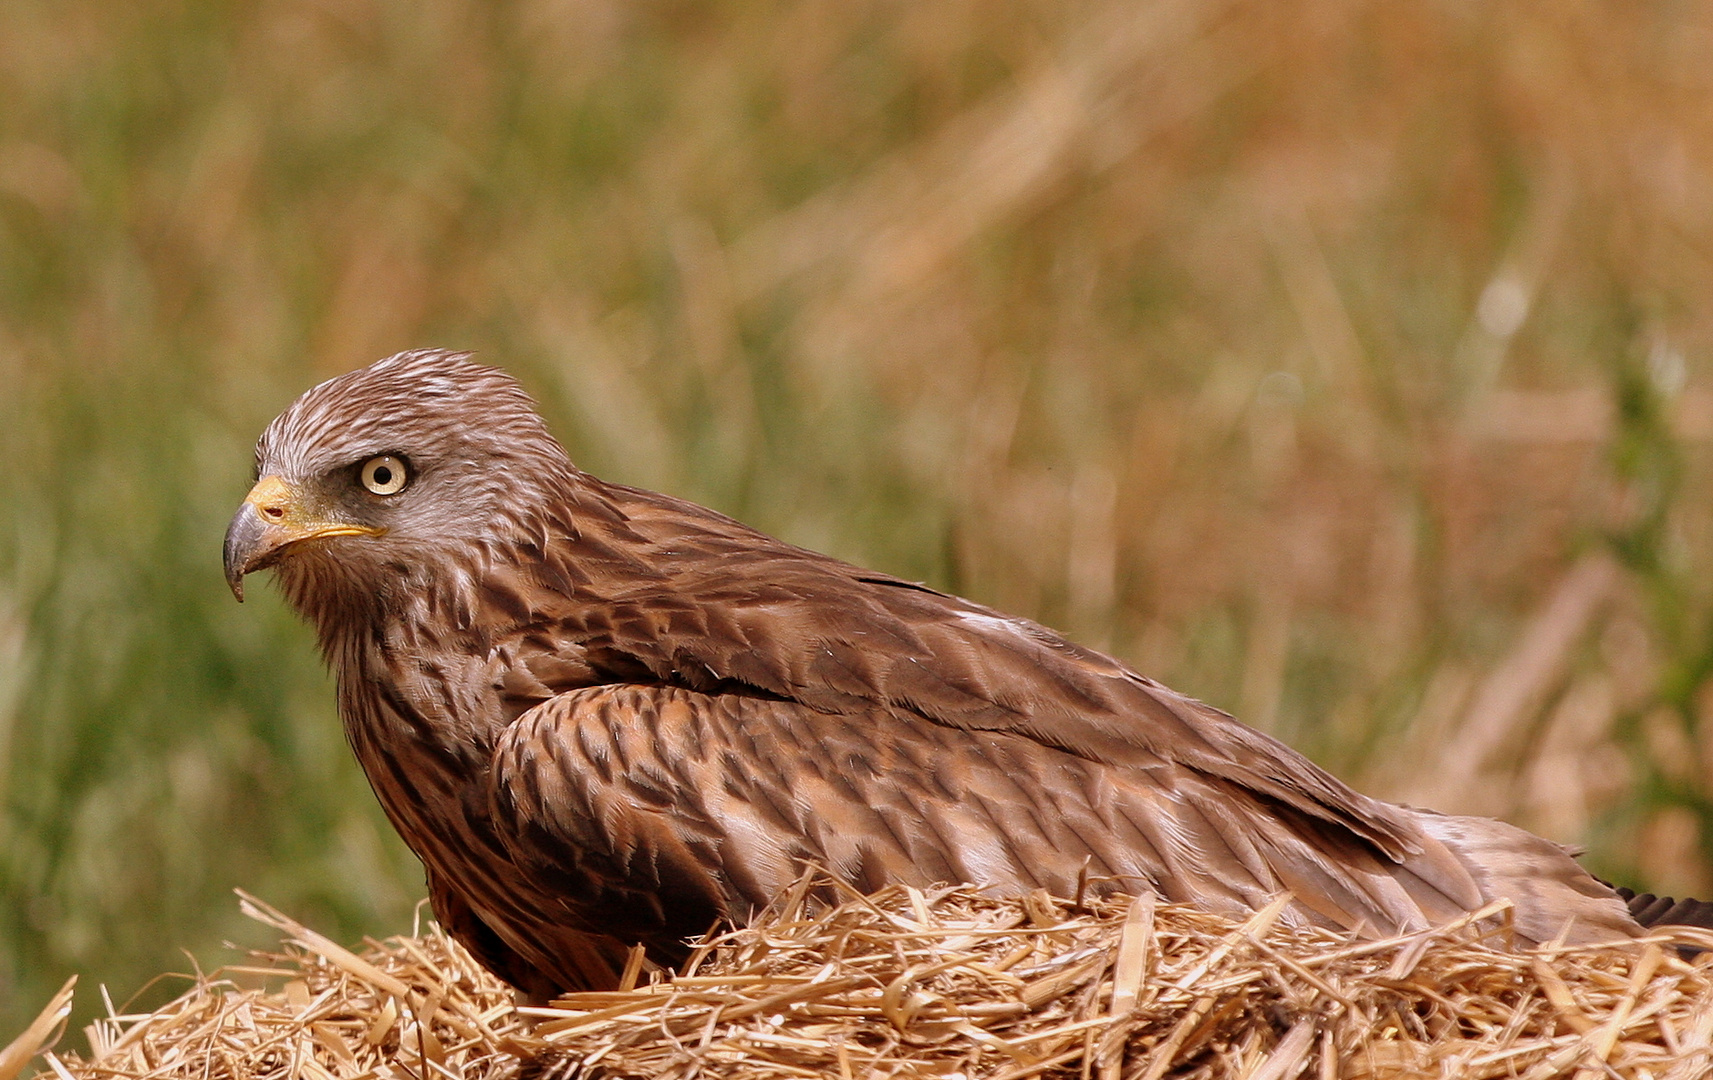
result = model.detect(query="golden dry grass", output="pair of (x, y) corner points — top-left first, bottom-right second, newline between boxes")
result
(12, 882), (1713, 1080)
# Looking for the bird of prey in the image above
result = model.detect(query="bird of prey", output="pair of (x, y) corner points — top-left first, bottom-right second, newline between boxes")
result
(224, 349), (1690, 1000)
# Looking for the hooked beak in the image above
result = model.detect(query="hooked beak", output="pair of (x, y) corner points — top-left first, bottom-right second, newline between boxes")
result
(223, 475), (384, 601)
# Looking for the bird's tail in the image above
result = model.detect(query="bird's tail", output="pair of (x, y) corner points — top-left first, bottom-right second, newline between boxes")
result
(1613, 886), (1713, 931)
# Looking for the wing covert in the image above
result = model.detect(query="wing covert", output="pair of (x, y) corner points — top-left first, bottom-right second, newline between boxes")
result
(486, 682), (1505, 955)
(528, 490), (1428, 864)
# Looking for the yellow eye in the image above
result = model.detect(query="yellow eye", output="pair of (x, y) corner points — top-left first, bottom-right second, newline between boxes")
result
(359, 455), (409, 496)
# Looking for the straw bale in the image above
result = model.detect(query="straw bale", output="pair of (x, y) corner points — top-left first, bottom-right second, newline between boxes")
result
(17, 877), (1713, 1080)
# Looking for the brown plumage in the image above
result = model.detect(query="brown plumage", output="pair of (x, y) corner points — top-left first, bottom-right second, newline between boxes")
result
(224, 349), (1661, 999)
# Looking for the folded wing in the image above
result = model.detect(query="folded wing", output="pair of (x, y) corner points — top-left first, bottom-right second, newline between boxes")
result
(483, 682), (1634, 966)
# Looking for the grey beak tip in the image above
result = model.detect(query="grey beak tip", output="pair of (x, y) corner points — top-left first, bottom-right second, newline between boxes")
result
(223, 503), (262, 603)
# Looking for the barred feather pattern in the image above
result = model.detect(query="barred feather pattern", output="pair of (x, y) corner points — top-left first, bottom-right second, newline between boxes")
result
(242, 350), (1647, 998)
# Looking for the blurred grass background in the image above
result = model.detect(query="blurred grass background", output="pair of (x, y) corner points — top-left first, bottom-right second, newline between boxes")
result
(5, 0), (1713, 1037)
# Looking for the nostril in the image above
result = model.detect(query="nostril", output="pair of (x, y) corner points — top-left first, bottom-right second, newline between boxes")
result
(262, 505), (285, 521)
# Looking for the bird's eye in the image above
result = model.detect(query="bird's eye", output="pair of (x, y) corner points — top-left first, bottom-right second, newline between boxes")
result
(359, 455), (410, 496)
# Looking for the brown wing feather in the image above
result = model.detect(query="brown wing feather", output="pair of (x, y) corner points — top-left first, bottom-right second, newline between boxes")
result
(486, 683), (1513, 960)
(522, 483), (1432, 861)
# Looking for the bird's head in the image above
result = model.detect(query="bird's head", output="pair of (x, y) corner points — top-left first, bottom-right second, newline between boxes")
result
(223, 350), (575, 616)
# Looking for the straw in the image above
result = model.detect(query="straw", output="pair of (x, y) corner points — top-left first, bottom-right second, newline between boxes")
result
(21, 877), (1713, 1080)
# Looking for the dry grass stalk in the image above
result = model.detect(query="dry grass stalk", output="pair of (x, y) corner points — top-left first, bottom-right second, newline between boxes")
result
(19, 877), (1713, 1080)
(1, 977), (74, 1080)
